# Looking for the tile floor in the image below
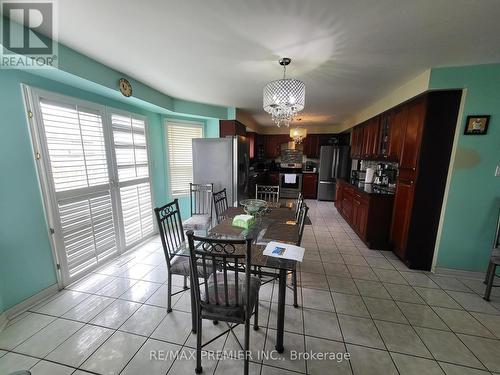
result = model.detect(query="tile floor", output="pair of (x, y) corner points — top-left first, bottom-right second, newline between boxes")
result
(1, 200), (500, 375)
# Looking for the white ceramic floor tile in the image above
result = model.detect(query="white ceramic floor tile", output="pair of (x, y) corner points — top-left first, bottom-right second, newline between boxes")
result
(120, 304), (167, 336)
(32, 290), (91, 317)
(347, 344), (398, 375)
(80, 331), (146, 375)
(0, 312), (55, 350)
(46, 324), (113, 367)
(95, 277), (138, 298)
(67, 273), (113, 294)
(14, 318), (83, 357)
(29, 360), (75, 375)
(62, 294), (115, 322)
(150, 310), (193, 345)
(390, 352), (444, 375)
(119, 280), (162, 303)
(121, 339), (181, 375)
(90, 299), (141, 329)
(0, 352), (39, 374)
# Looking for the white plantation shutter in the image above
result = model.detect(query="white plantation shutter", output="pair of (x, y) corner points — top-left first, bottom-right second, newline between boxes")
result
(40, 100), (109, 191)
(111, 113), (154, 247)
(58, 192), (116, 276)
(167, 123), (203, 195)
(29, 88), (156, 285)
(38, 98), (118, 278)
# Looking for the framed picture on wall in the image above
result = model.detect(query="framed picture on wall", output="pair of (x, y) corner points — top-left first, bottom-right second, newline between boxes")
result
(464, 115), (490, 135)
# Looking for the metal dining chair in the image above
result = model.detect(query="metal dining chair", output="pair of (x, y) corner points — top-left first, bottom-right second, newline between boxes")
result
(256, 184), (280, 206)
(213, 188), (229, 223)
(292, 203), (309, 307)
(183, 183), (214, 234)
(483, 210), (500, 301)
(154, 199), (193, 312)
(294, 192), (304, 222)
(186, 231), (260, 375)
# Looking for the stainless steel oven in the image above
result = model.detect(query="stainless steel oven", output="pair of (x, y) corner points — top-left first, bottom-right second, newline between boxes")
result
(279, 164), (303, 198)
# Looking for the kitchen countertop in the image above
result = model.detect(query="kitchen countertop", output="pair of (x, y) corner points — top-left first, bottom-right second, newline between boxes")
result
(302, 171), (318, 174)
(340, 179), (395, 196)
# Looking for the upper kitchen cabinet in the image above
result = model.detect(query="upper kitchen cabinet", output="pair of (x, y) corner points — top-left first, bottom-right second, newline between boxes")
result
(264, 134), (289, 158)
(350, 125), (364, 158)
(303, 134), (320, 158)
(361, 117), (380, 158)
(399, 96), (426, 171)
(219, 120), (247, 137)
(350, 116), (380, 159)
(387, 105), (407, 161)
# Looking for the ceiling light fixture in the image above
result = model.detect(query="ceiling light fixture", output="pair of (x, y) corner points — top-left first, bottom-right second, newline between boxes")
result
(263, 58), (305, 127)
(290, 127), (307, 144)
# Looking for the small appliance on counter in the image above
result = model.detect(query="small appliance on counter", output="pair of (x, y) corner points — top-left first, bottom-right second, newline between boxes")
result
(304, 160), (318, 172)
(365, 167), (375, 183)
(373, 163), (397, 186)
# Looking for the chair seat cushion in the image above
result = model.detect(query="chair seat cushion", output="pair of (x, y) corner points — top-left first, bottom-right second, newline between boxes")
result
(170, 255), (192, 276)
(170, 254), (211, 277)
(183, 215), (211, 230)
(201, 271), (260, 319)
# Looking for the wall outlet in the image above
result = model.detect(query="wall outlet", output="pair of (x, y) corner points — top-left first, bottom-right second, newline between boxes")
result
(496, 165), (500, 177)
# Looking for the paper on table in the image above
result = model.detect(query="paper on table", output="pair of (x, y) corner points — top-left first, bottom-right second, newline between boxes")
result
(263, 241), (305, 262)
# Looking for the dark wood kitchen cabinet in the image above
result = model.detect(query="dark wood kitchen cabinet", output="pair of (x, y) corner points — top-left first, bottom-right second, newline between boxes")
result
(350, 126), (364, 158)
(264, 134), (289, 158)
(336, 180), (394, 249)
(390, 177), (415, 258)
(389, 91), (462, 270)
(399, 96), (426, 171)
(302, 173), (318, 199)
(350, 117), (380, 159)
(361, 117), (380, 159)
(219, 120), (246, 137)
(387, 106), (407, 161)
(303, 134), (321, 158)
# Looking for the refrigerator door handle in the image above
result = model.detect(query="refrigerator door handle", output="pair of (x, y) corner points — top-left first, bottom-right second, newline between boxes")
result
(331, 149), (337, 178)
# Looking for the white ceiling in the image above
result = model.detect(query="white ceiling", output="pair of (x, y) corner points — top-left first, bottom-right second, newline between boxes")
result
(50, 0), (500, 126)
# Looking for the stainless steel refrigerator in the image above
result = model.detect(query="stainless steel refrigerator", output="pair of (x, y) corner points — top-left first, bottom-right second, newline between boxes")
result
(317, 145), (350, 201)
(192, 136), (249, 207)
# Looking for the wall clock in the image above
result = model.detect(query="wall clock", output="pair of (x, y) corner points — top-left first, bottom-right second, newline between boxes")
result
(118, 78), (132, 97)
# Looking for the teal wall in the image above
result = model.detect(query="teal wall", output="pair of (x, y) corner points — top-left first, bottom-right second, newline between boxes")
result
(0, 69), (222, 313)
(430, 63), (500, 272)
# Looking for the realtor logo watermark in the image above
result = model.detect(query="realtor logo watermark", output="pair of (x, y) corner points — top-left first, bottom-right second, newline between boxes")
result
(1, 1), (58, 68)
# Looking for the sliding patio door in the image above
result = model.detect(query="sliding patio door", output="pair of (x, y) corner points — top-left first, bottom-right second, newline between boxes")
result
(26, 88), (154, 286)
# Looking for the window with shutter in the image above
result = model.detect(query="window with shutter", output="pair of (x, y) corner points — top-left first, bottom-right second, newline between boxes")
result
(111, 113), (154, 247)
(166, 121), (203, 196)
(38, 98), (118, 279)
(27, 88), (156, 286)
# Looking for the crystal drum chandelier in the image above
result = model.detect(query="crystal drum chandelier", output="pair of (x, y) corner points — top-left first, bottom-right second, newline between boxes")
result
(263, 58), (305, 127)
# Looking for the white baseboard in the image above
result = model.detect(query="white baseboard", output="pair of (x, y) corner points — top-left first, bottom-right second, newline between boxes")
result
(1, 283), (60, 327)
(434, 267), (485, 280)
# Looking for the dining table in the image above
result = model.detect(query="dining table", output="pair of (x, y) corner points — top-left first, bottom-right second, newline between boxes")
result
(178, 204), (300, 353)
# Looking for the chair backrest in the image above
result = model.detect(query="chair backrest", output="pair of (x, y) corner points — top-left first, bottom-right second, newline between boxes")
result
(294, 192), (304, 222)
(213, 188), (229, 223)
(256, 184), (280, 203)
(296, 203), (309, 246)
(154, 199), (185, 265)
(186, 230), (252, 315)
(491, 208), (500, 250)
(190, 183), (213, 216)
